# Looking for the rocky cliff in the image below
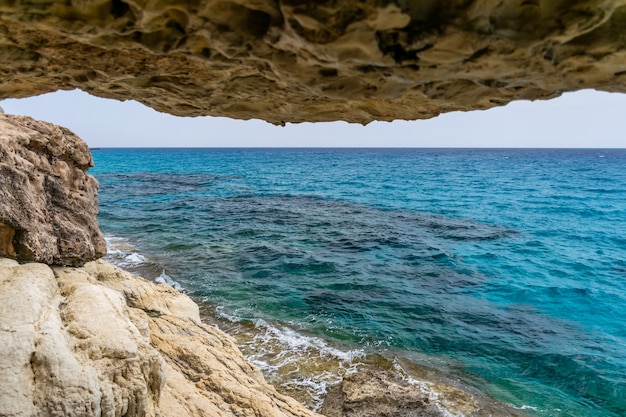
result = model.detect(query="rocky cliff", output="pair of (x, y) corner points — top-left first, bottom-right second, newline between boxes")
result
(2, 0), (626, 124)
(0, 114), (105, 266)
(0, 112), (322, 417)
(0, 257), (322, 417)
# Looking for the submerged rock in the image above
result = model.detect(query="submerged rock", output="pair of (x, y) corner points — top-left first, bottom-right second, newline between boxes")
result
(0, 258), (322, 417)
(0, 114), (106, 266)
(1, 1), (626, 124)
(320, 368), (444, 417)
(319, 361), (528, 417)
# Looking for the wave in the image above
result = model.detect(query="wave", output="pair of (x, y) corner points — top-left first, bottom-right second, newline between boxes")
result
(104, 235), (184, 291)
(154, 269), (184, 291)
(214, 306), (364, 411)
(104, 235), (146, 267)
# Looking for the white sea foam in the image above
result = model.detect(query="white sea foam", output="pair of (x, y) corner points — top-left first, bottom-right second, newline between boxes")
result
(214, 307), (364, 411)
(125, 252), (146, 265)
(510, 403), (562, 413)
(104, 235), (145, 267)
(250, 320), (364, 365)
(104, 235), (129, 255)
(104, 234), (184, 291)
(392, 359), (470, 417)
(154, 269), (184, 291)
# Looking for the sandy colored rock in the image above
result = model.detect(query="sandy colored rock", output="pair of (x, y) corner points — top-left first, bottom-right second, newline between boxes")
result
(0, 114), (105, 266)
(0, 258), (322, 417)
(1, 1), (626, 124)
(0, 259), (164, 417)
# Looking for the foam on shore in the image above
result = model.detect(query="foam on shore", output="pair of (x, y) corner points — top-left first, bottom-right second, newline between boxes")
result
(214, 306), (364, 410)
(104, 235), (184, 291)
(103, 235), (523, 416)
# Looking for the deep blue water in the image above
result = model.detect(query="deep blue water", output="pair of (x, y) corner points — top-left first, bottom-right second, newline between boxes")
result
(91, 148), (626, 416)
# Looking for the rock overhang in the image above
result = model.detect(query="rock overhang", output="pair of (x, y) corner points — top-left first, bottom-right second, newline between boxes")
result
(1, 0), (626, 125)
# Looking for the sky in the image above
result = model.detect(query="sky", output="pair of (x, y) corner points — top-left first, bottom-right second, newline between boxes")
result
(1, 88), (625, 148)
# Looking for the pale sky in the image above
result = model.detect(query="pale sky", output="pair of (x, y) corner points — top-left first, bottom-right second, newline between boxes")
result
(1, 89), (625, 148)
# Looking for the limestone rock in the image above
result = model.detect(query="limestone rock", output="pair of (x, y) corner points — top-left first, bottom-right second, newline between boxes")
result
(320, 368), (443, 417)
(2, 0), (626, 124)
(0, 114), (105, 266)
(0, 258), (164, 417)
(319, 364), (524, 417)
(0, 258), (322, 417)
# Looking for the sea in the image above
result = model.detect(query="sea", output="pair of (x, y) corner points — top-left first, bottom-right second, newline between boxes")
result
(90, 148), (626, 417)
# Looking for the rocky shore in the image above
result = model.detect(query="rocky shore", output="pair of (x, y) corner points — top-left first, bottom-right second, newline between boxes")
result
(2, 254), (525, 417)
(0, 113), (312, 416)
(0, 257), (322, 417)
(0, 113), (526, 416)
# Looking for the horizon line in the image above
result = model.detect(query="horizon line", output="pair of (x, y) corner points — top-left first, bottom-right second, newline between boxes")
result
(89, 146), (626, 150)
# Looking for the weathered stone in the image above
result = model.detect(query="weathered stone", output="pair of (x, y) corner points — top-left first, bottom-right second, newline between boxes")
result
(0, 259), (164, 417)
(320, 368), (444, 417)
(1, 1), (626, 125)
(0, 258), (322, 417)
(0, 114), (105, 266)
(319, 363), (526, 417)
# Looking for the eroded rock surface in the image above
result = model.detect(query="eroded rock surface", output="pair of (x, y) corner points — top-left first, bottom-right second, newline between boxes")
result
(0, 258), (322, 417)
(0, 114), (105, 266)
(2, 1), (626, 124)
(320, 368), (444, 417)
(319, 364), (528, 417)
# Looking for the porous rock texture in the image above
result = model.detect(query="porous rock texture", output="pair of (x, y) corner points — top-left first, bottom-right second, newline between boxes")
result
(2, 0), (626, 124)
(0, 113), (106, 266)
(0, 257), (321, 417)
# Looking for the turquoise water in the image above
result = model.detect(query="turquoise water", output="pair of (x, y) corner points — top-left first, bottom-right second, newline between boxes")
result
(91, 148), (626, 416)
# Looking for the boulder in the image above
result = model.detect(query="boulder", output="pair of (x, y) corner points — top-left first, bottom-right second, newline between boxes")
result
(320, 363), (526, 417)
(1, 1), (626, 125)
(320, 368), (444, 417)
(0, 114), (106, 266)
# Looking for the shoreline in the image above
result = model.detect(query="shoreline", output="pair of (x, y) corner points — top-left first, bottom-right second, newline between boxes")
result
(3, 108), (624, 416)
(201, 296), (531, 417)
(0, 255), (516, 417)
(105, 234), (528, 417)
(0, 257), (321, 417)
